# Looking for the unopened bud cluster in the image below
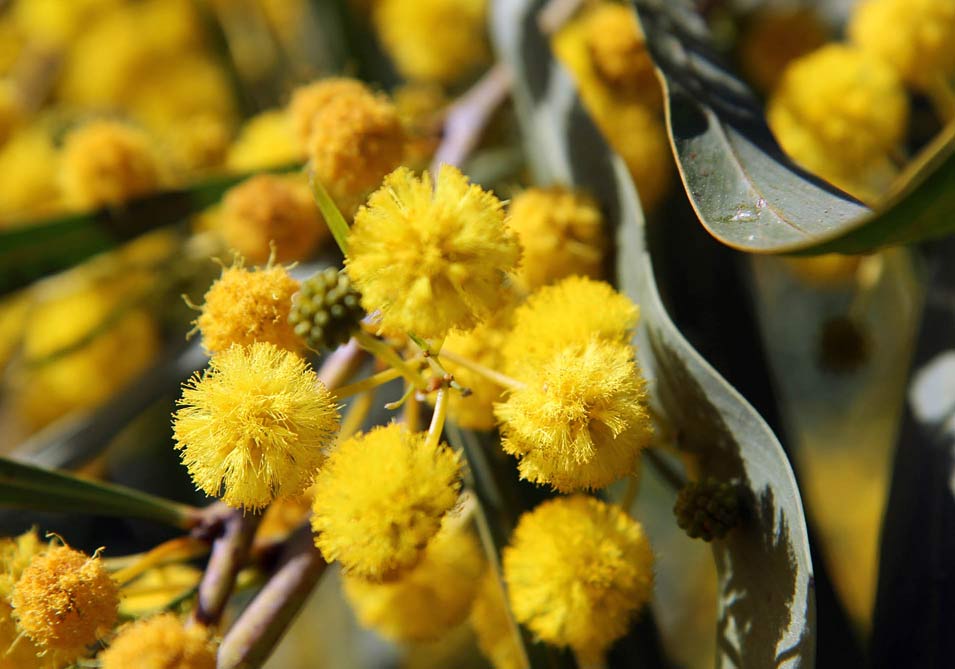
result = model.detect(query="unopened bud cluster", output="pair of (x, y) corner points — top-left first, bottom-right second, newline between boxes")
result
(290, 267), (365, 351)
(674, 477), (741, 542)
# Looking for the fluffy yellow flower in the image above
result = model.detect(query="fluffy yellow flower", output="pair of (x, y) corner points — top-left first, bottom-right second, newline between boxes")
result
(11, 545), (119, 661)
(0, 531), (49, 669)
(736, 7), (829, 94)
(226, 109), (300, 172)
(195, 263), (302, 354)
(767, 44), (908, 190)
(98, 613), (215, 669)
(583, 3), (659, 101)
(14, 281), (159, 429)
(343, 526), (484, 643)
(503, 276), (638, 373)
(172, 342), (340, 510)
(849, 0), (955, 90)
(393, 82), (446, 169)
(220, 174), (326, 264)
(60, 120), (164, 210)
(503, 496), (654, 661)
(348, 165), (521, 338)
(373, 0), (489, 84)
(496, 338), (652, 491)
(0, 126), (61, 219)
(306, 88), (406, 217)
(470, 571), (524, 669)
(311, 423), (462, 580)
(12, 0), (120, 47)
(507, 186), (607, 291)
(288, 77), (372, 148)
(0, 530), (44, 597)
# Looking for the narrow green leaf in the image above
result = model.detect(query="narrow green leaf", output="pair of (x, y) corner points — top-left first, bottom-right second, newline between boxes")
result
(491, 0), (815, 665)
(0, 456), (198, 529)
(630, 0), (955, 255)
(0, 164), (300, 297)
(307, 167), (350, 255)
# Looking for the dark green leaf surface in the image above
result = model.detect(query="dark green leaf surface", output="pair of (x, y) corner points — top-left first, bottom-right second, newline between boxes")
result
(491, 1), (815, 665)
(630, 0), (955, 255)
(0, 455), (197, 528)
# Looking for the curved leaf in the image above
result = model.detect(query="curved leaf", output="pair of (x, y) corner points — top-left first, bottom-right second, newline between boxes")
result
(0, 455), (197, 529)
(630, 0), (955, 255)
(491, 1), (815, 665)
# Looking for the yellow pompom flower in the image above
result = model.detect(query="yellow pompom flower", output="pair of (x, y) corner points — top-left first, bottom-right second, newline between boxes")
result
(195, 263), (302, 354)
(502, 275), (638, 373)
(373, 0), (489, 85)
(311, 423), (462, 580)
(393, 82), (447, 169)
(583, 3), (659, 100)
(98, 613), (215, 669)
(226, 109), (300, 172)
(470, 571), (524, 669)
(172, 342), (340, 510)
(848, 0), (955, 91)
(767, 44), (908, 194)
(496, 338), (652, 492)
(343, 527), (484, 643)
(306, 88), (406, 218)
(12, 0), (120, 47)
(347, 165), (521, 339)
(220, 174), (326, 264)
(507, 186), (607, 291)
(503, 496), (654, 662)
(0, 531), (49, 669)
(0, 126), (61, 220)
(736, 7), (829, 94)
(11, 545), (119, 661)
(287, 77), (373, 148)
(60, 120), (165, 210)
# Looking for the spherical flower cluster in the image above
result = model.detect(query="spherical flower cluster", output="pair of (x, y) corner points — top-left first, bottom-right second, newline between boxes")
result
(225, 109), (300, 172)
(502, 275), (638, 371)
(736, 7), (829, 94)
(496, 338), (652, 492)
(767, 44), (908, 200)
(0, 531), (48, 669)
(584, 3), (658, 97)
(373, 0), (489, 84)
(311, 423), (462, 580)
(470, 571), (524, 669)
(848, 0), (955, 90)
(220, 174), (326, 264)
(98, 613), (215, 669)
(306, 88), (406, 218)
(0, 127), (60, 218)
(347, 165), (521, 338)
(172, 342), (340, 510)
(11, 545), (119, 660)
(503, 496), (654, 662)
(342, 527), (484, 642)
(60, 119), (164, 209)
(195, 263), (302, 354)
(288, 77), (371, 149)
(507, 186), (607, 291)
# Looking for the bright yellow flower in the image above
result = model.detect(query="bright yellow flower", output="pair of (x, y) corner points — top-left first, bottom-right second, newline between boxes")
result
(347, 165), (521, 339)
(220, 174), (327, 264)
(496, 338), (652, 492)
(98, 613), (215, 669)
(226, 109), (300, 172)
(306, 87), (406, 218)
(172, 342), (340, 510)
(373, 0), (489, 84)
(0, 126), (60, 220)
(470, 570), (524, 669)
(508, 186), (607, 291)
(0, 531), (49, 669)
(195, 263), (302, 354)
(393, 82), (447, 170)
(60, 120), (165, 210)
(583, 3), (659, 101)
(849, 0), (955, 90)
(288, 77), (372, 149)
(13, 0), (120, 47)
(311, 423), (462, 581)
(503, 496), (654, 662)
(343, 526), (484, 643)
(11, 545), (119, 662)
(767, 44), (908, 199)
(502, 275), (638, 373)
(736, 7), (829, 94)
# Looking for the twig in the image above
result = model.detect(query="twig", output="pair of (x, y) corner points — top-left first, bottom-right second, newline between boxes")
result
(317, 339), (365, 390)
(431, 63), (513, 172)
(192, 510), (263, 627)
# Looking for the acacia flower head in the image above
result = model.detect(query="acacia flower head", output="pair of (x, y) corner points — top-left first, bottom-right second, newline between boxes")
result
(503, 276), (638, 374)
(173, 342), (340, 510)
(11, 544), (119, 660)
(503, 495), (654, 662)
(507, 186), (607, 291)
(226, 109), (300, 172)
(584, 2), (658, 97)
(195, 262), (302, 354)
(342, 526), (484, 643)
(347, 165), (521, 338)
(496, 338), (652, 492)
(311, 423), (462, 580)
(98, 613), (215, 669)
(288, 77), (372, 148)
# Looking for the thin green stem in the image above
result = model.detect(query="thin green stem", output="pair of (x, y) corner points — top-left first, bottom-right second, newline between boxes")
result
(338, 390), (376, 443)
(330, 367), (402, 401)
(354, 331), (428, 391)
(439, 348), (525, 391)
(307, 164), (350, 256)
(425, 387), (449, 450)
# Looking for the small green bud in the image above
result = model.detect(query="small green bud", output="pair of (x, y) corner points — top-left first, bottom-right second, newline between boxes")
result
(289, 267), (365, 351)
(673, 477), (740, 542)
